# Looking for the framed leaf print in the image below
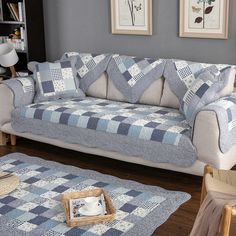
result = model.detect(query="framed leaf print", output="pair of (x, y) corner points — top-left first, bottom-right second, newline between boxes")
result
(179, 0), (229, 39)
(111, 0), (153, 35)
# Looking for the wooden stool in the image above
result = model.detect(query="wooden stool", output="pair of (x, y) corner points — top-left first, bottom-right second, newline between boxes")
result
(200, 165), (236, 236)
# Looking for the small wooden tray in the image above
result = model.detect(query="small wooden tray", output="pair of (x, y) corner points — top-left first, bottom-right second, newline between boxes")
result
(62, 188), (116, 227)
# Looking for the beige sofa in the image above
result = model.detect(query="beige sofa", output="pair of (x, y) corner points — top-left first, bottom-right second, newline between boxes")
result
(0, 71), (236, 176)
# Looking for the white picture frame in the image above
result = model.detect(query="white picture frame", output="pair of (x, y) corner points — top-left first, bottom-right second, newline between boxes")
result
(179, 0), (229, 39)
(111, 0), (153, 35)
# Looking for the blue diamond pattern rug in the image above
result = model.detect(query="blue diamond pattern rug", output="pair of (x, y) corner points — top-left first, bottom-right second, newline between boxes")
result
(0, 153), (190, 236)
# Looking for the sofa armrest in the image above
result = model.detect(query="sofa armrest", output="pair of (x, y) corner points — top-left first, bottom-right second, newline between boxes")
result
(0, 84), (14, 127)
(193, 95), (236, 169)
(1, 77), (35, 108)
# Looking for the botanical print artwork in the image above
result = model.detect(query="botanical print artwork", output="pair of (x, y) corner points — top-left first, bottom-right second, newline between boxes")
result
(118, 0), (145, 26)
(179, 0), (229, 38)
(189, 0), (220, 30)
(111, 0), (152, 35)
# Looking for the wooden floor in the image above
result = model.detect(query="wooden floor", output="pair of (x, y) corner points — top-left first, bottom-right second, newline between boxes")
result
(0, 138), (206, 235)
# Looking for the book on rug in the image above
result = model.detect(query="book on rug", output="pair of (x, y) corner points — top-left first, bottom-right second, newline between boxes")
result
(69, 194), (107, 220)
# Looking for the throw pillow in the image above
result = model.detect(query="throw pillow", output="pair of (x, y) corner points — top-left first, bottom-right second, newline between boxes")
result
(61, 52), (112, 92)
(33, 60), (85, 103)
(181, 68), (232, 127)
(106, 54), (166, 103)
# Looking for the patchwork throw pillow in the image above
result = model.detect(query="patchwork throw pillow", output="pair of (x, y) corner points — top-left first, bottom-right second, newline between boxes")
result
(181, 68), (232, 127)
(106, 54), (166, 103)
(164, 59), (234, 103)
(61, 52), (112, 92)
(33, 60), (85, 103)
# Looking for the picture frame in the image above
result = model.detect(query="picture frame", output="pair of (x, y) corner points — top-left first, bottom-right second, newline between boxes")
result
(111, 0), (153, 35)
(179, 0), (229, 39)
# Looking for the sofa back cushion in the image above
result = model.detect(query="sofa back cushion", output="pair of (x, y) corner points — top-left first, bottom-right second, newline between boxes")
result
(107, 77), (164, 105)
(106, 54), (166, 103)
(86, 73), (107, 99)
(163, 60), (235, 107)
(160, 80), (180, 109)
(61, 52), (111, 93)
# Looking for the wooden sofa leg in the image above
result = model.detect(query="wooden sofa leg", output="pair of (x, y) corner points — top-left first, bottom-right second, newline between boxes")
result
(10, 135), (16, 146)
(0, 131), (7, 146)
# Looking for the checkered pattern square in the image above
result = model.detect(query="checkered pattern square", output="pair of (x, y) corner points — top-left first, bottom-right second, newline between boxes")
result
(112, 54), (165, 88)
(181, 69), (231, 127)
(63, 52), (106, 79)
(206, 95), (236, 131)
(61, 52), (111, 93)
(34, 61), (84, 103)
(17, 77), (34, 93)
(19, 97), (191, 146)
(0, 157), (168, 235)
(174, 60), (231, 89)
(35, 61), (77, 96)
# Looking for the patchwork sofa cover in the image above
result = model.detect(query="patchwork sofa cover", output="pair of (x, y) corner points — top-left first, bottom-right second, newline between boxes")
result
(0, 53), (236, 176)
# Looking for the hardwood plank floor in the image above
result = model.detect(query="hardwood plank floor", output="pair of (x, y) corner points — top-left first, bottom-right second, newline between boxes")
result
(0, 138), (219, 235)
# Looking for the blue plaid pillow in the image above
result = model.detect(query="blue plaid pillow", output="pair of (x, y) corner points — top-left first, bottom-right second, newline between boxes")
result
(181, 68), (232, 127)
(33, 61), (85, 103)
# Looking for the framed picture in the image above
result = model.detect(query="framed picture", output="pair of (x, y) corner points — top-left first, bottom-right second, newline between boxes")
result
(111, 0), (153, 35)
(179, 0), (229, 39)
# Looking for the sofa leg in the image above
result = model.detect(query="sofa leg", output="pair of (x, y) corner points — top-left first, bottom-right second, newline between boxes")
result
(0, 131), (7, 146)
(10, 135), (16, 146)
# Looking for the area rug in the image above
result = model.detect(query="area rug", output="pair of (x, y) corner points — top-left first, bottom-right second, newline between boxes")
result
(0, 153), (191, 236)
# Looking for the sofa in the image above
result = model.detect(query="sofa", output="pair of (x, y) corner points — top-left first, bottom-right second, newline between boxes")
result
(0, 52), (236, 176)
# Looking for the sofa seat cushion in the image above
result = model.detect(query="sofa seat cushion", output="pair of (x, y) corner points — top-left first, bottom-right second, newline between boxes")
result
(12, 97), (196, 167)
(15, 97), (192, 145)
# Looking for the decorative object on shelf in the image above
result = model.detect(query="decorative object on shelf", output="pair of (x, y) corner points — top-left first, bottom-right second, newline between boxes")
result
(0, 0), (45, 71)
(0, 171), (19, 196)
(111, 0), (153, 35)
(9, 28), (20, 39)
(0, 43), (19, 77)
(179, 0), (229, 39)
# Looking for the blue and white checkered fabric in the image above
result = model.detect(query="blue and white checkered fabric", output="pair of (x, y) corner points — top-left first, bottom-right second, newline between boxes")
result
(174, 60), (231, 89)
(0, 157), (168, 236)
(16, 77), (34, 94)
(61, 52), (112, 92)
(112, 55), (165, 87)
(62, 52), (108, 79)
(206, 95), (236, 131)
(18, 97), (191, 146)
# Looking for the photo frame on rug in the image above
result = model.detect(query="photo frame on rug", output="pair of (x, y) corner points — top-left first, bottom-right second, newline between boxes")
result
(179, 0), (229, 39)
(111, 0), (153, 35)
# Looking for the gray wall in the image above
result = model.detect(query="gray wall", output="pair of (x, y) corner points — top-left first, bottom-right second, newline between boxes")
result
(43, 0), (236, 64)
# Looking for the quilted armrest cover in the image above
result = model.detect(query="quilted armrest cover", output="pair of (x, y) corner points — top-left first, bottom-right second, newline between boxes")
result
(1, 77), (35, 108)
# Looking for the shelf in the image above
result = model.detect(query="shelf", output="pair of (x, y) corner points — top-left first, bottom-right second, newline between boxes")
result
(0, 21), (25, 25)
